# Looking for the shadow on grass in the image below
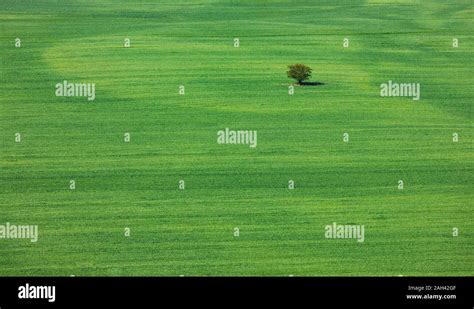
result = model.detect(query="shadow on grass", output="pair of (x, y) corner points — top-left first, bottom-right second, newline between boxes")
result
(298, 81), (325, 86)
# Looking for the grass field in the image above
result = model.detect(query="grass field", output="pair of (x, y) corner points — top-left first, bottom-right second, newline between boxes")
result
(0, 0), (472, 276)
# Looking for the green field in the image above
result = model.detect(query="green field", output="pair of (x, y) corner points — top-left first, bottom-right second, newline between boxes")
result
(0, 0), (472, 276)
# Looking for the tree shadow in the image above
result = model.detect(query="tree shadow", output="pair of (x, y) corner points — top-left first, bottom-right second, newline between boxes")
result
(298, 81), (325, 86)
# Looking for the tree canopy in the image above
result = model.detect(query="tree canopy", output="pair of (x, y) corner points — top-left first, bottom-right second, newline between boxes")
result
(287, 64), (312, 84)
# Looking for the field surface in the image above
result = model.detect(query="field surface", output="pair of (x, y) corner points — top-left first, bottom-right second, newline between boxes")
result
(0, 0), (472, 276)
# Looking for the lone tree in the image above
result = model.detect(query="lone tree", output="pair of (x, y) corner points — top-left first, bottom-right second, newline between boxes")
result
(287, 64), (312, 85)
